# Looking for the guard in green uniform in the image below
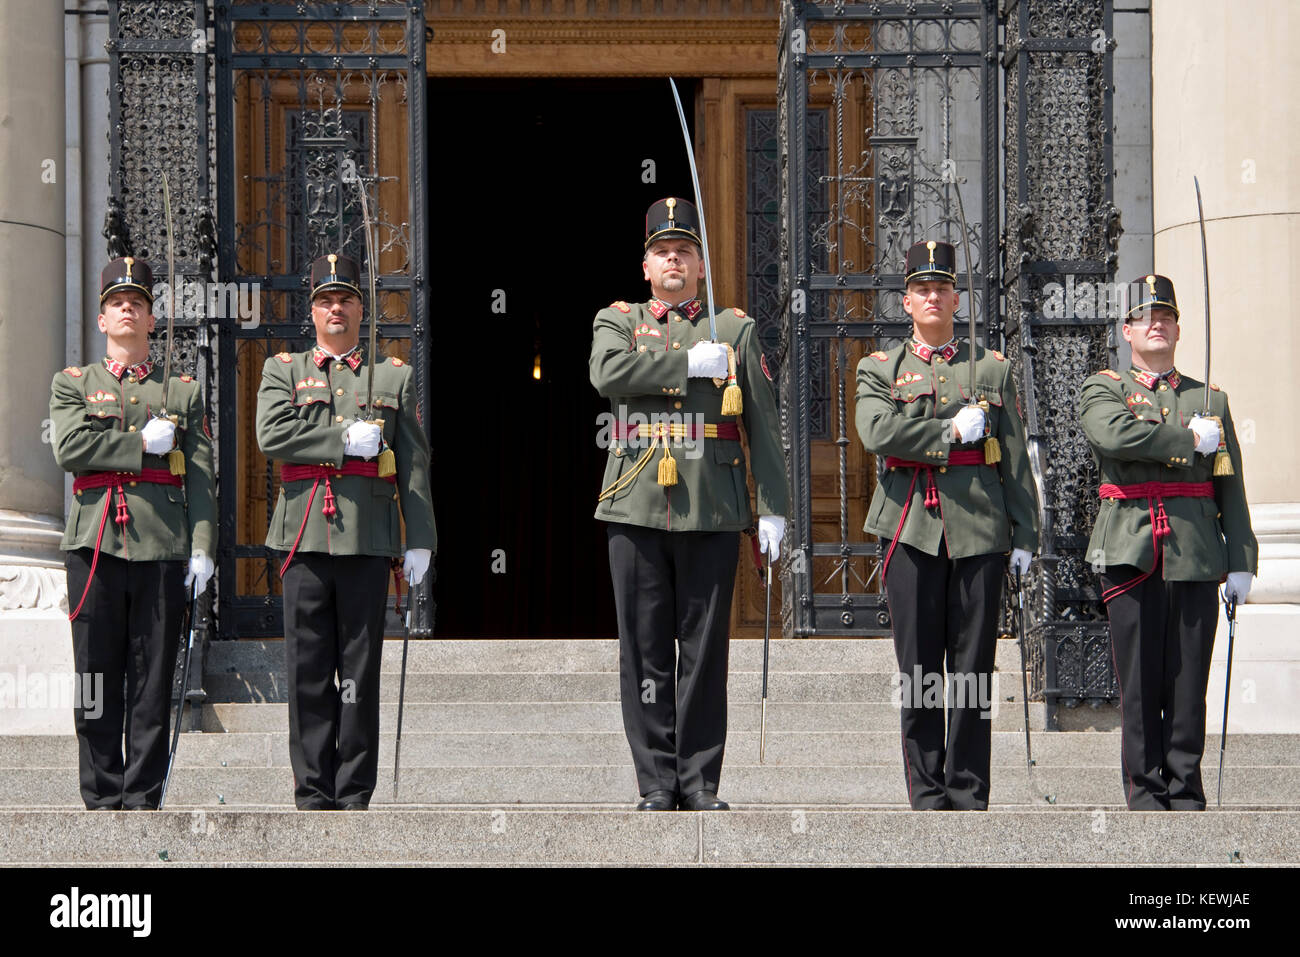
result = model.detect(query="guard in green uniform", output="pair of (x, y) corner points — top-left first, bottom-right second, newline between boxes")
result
(1079, 274), (1256, 810)
(256, 253), (436, 810)
(855, 240), (1040, 810)
(50, 257), (216, 809)
(591, 198), (788, 811)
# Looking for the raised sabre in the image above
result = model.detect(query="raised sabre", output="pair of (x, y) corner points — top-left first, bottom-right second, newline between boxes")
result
(352, 170), (394, 477)
(1193, 176), (1233, 476)
(951, 182), (999, 463)
(159, 173), (185, 475)
(669, 79), (742, 416)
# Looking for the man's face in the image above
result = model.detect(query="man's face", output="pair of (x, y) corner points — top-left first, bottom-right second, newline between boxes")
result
(311, 289), (363, 344)
(902, 280), (959, 336)
(642, 239), (702, 298)
(97, 291), (156, 341)
(1123, 306), (1180, 358)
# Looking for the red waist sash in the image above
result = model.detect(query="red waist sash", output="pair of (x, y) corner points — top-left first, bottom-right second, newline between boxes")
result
(68, 469), (185, 622)
(1097, 481), (1216, 603)
(278, 460), (396, 577)
(880, 450), (995, 578)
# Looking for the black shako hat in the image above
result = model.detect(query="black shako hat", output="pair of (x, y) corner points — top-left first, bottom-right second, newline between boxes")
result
(310, 253), (364, 301)
(99, 256), (155, 306)
(904, 240), (958, 285)
(645, 197), (703, 250)
(1125, 273), (1180, 321)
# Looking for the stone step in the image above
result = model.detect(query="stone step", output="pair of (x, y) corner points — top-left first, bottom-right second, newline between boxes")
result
(5, 765), (1297, 808)
(4, 731), (1296, 770)
(202, 669), (1032, 704)
(211, 638), (1028, 675)
(1, 808), (1295, 865)
(197, 700), (1051, 733)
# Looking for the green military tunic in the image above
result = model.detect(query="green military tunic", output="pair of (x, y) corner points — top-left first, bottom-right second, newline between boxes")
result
(1079, 366), (1257, 579)
(855, 339), (1040, 557)
(256, 346), (436, 557)
(590, 299), (787, 529)
(50, 357), (215, 559)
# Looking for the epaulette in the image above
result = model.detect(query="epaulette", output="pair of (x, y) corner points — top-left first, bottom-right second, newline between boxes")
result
(610, 301), (631, 313)
(63, 366), (83, 377)
(275, 352), (293, 363)
(992, 350), (1006, 361)
(1097, 369), (1121, 380)
(390, 357), (404, 367)
(733, 308), (747, 318)
(1209, 383), (1221, 391)
(179, 374), (194, 383)
(869, 350), (889, 361)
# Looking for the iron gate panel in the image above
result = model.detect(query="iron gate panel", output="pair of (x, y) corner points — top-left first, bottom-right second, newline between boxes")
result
(777, 1), (1001, 637)
(213, 1), (429, 638)
(1003, 0), (1119, 726)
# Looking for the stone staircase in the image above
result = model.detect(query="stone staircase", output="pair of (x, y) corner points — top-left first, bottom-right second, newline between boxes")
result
(2, 638), (1297, 865)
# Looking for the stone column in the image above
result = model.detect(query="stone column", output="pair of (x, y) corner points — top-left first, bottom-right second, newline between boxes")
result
(0, 1), (71, 732)
(1153, 0), (1299, 731)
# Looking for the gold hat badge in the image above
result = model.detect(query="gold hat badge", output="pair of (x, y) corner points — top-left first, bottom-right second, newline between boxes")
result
(666, 197), (676, 223)
(328, 252), (338, 280)
(124, 256), (134, 280)
(927, 240), (937, 264)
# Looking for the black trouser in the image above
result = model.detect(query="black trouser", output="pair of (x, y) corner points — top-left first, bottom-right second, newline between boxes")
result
(606, 524), (740, 799)
(1101, 567), (1219, 810)
(883, 539), (1004, 810)
(280, 552), (391, 810)
(65, 548), (185, 810)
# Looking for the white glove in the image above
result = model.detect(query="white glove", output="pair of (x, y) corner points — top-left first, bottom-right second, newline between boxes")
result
(1010, 548), (1032, 577)
(403, 548), (432, 587)
(141, 417), (177, 455)
(1189, 415), (1220, 455)
(686, 342), (729, 379)
(343, 420), (383, 459)
(1224, 572), (1253, 604)
(952, 404), (986, 443)
(184, 550), (214, 595)
(757, 515), (786, 560)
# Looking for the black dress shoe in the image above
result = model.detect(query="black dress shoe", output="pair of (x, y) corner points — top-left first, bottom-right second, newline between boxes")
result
(339, 803), (369, 811)
(635, 790), (677, 811)
(679, 790), (729, 811)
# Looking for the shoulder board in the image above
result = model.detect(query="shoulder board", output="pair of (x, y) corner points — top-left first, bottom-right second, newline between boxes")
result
(1096, 369), (1121, 380)
(179, 373), (194, 383)
(63, 366), (83, 377)
(610, 301), (631, 313)
(390, 357), (404, 367)
(1210, 382), (1221, 392)
(869, 351), (889, 361)
(275, 352), (293, 363)
(732, 308), (747, 318)
(991, 350), (1006, 361)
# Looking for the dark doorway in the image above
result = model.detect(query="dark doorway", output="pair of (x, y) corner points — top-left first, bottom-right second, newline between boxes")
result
(427, 78), (697, 638)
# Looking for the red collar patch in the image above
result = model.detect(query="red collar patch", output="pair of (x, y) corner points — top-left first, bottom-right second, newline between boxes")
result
(1129, 367), (1178, 390)
(908, 339), (958, 364)
(102, 356), (153, 381)
(313, 346), (363, 371)
(649, 298), (702, 321)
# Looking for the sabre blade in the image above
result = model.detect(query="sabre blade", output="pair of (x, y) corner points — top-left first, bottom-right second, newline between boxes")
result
(160, 173), (177, 415)
(355, 174), (380, 419)
(951, 182), (980, 401)
(669, 78), (717, 342)
(1194, 176), (1212, 415)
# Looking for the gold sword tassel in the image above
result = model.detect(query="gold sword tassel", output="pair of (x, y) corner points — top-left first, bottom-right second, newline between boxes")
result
(720, 343), (743, 417)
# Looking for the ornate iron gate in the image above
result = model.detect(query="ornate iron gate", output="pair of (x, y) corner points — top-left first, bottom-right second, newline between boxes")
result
(777, 0), (1002, 635)
(778, 0), (1118, 724)
(212, 0), (429, 638)
(1002, 0), (1120, 726)
(108, 1), (429, 642)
